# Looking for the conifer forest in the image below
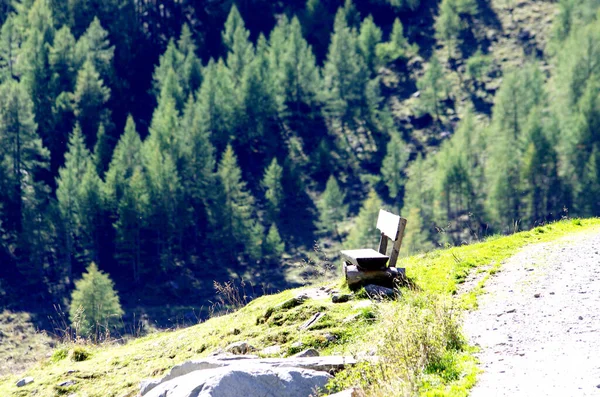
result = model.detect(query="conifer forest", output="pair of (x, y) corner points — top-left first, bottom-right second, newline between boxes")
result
(1, 0), (599, 316)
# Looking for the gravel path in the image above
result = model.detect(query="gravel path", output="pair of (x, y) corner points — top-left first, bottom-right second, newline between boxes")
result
(464, 227), (600, 396)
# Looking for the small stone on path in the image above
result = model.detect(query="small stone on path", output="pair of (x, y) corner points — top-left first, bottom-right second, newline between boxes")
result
(293, 348), (319, 358)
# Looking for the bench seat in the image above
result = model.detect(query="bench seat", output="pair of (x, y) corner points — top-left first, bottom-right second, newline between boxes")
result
(340, 248), (389, 270)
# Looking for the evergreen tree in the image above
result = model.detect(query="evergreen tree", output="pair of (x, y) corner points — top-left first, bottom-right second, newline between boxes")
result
(435, 0), (460, 55)
(262, 158), (284, 224)
(223, 5), (254, 85)
(0, 80), (49, 237)
(114, 167), (148, 284)
(196, 59), (237, 154)
(216, 144), (262, 261)
(317, 175), (348, 237)
(381, 131), (410, 200)
(104, 115), (142, 210)
(345, 190), (383, 248)
(69, 262), (123, 341)
(375, 18), (411, 65)
(142, 139), (183, 272)
(72, 59), (111, 150)
(358, 15), (382, 75)
(56, 125), (96, 279)
(263, 223), (285, 261)
(0, 15), (21, 82)
(19, 0), (56, 160)
(178, 97), (217, 255)
(417, 55), (447, 122)
(75, 17), (114, 81)
(276, 17), (320, 125)
(402, 207), (434, 255)
(152, 25), (201, 104)
(321, 9), (369, 157)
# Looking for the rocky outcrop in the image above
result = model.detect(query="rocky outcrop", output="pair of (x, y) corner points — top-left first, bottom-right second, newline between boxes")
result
(143, 364), (331, 397)
(140, 354), (356, 396)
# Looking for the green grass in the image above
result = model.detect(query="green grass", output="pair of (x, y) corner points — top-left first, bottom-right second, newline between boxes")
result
(0, 218), (598, 397)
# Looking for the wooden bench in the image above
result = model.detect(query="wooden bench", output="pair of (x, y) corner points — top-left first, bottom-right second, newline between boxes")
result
(341, 209), (407, 290)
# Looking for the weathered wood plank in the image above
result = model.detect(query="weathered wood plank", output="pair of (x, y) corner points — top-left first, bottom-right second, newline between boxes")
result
(340, 249), (389, 270)
(376, 209), (402, 239)
(388, 217), (407, 268)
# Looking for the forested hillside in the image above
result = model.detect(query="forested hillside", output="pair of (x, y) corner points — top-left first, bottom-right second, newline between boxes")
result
(0, 0), (599, 314)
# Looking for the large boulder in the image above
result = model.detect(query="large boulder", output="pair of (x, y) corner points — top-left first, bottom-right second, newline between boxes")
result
(144, 364), (331, 397)
(140, 355), (356, 395)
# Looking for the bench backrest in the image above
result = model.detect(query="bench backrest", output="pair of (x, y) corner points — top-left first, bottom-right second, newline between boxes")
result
(376, 209), (407, 268)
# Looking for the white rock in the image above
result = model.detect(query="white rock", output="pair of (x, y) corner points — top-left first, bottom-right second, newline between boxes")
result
(260, 345), (282, 356)
(144, 364), (331, 397)
(225, 341), (255, 355)
(16, 377), (34, 387)
(293, 348), (319, 358)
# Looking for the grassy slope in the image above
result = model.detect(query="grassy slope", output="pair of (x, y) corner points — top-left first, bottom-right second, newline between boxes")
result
(1, 218), (599, 397)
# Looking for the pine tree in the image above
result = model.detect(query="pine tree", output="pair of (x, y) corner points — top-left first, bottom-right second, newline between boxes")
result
(401, 207), (434, 255)
(417, 55), (447, 122)
(19, 0), (56, 160)
(358, 15), (382, 75)
(142, 139), (183, 272)
(178, 97), (217, 254)
(72, 59), (111, 150)
(345, 190), (383, 249)
(114, 167), (148, 284)
(317, 175), (348, 237)
(262, 158), (284, 224)
(75, 17), (114, 81)
(381, 131), (410, 200)
(223, 5), (254, 85)
(321, 9), (369, 157)
(375, 18), (411, 65)
(0, 15), (21, 82)
(69, 262), (123, 341)
(196, 59), (237, 154)
(263, 223), (285, 261)
(104, 115), (142, 210)
(0, 80), (49, 237)
(435, 0), (460, 55)
(276, 17), (320, 125)
(216, 144), (262, 260)
(56, 125), (95, 279)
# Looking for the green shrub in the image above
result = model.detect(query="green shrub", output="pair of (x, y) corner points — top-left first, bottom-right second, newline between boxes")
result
(69, 346), (91, 362)
(51, 347), (69, 362)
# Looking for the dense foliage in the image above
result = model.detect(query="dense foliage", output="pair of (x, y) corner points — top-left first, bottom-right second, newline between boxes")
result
(1, 0), (600, 309)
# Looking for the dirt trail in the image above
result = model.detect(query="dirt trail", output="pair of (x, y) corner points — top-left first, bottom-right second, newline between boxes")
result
(464, 227), (600, 396)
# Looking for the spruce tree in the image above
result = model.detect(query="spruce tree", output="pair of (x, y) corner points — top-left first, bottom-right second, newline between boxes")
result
(216, 144), (262, 260)
(75, 17), (114, 81)
(56, 125), (95, 279)
(358, 15), (382, 75)
(0, 80), (49, 237)
(381, 131), (410, 200)
(72, 59), (111, 150)
(0, 15), (20, 83)
(104, 115), (142, 210)
(317, 175), (348, 237)
(375, 18), (410, 65)
(142, 139), (183, 272)
(114, 167), (148, 284)
(223, 5), (254, 85)
(345, 190), (383, 249)
(262, 158), (284, 224)
(402, 207), (434, 255)
(435, 0), (461, 55)
(417, 55), (447, 122)
(263, 223), (285, 261)
(69, 262), (123, 341)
